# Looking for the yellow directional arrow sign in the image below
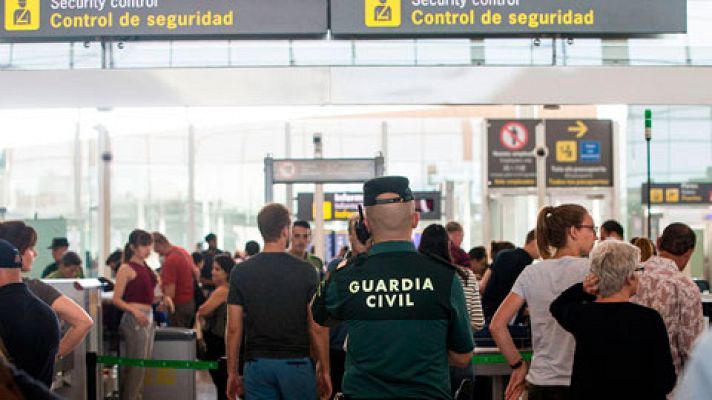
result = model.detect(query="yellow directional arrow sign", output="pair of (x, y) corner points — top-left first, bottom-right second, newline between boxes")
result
(567, 120), (589, 138)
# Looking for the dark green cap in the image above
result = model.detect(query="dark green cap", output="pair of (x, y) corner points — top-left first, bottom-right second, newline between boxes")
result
(363, 176), (414, 206)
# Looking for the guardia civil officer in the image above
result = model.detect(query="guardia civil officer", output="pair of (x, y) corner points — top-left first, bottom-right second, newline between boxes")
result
(312, 176), (474, 399)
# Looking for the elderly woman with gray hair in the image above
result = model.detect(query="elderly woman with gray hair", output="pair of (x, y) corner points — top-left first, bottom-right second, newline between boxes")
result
(549, 240), (676, 400)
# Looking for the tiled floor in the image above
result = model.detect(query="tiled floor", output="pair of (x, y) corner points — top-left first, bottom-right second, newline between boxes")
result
(197, 370), (217, 399)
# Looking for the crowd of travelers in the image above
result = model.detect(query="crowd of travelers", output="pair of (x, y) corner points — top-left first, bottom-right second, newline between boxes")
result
(0, 175), (711, 400)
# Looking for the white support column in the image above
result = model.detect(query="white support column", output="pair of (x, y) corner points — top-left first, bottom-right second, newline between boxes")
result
(96, 125), (111, 278)
(188, 125), (196, 248)
(285, 123), (293, 213)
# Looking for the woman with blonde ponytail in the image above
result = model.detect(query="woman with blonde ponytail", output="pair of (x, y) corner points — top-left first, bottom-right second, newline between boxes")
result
(490, 204), (597, 400)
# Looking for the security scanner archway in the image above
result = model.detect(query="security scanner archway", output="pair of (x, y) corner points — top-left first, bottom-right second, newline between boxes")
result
(264, 153), (385, 258)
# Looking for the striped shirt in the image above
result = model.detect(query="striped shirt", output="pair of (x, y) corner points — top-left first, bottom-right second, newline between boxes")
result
(457, 267), (485, 332)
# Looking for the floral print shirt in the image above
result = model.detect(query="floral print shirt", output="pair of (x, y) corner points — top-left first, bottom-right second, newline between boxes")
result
(632, 256), (705, 375)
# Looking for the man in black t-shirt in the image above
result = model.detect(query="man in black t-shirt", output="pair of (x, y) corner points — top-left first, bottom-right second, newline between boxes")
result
(225, 203), (331, 400)
(0, 239), (60, 387)
(481, 229), (539, 322)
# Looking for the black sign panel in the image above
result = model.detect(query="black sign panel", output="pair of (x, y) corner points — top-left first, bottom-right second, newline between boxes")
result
(297, 191), (441, 221)
(331, 0), (686, 38)
(487, 119), (538, 188)
(545, 119), (613, 187)
(642, 183), (712, 205)
(0, 0), (327, 42)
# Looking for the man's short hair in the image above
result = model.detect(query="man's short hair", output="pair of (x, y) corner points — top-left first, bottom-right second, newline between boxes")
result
(205, 233), (217, 242)
(525, 229), (536, 244)
(293, 220), (311, 231)
(659, 223), (696, 256)
(468, 246), (487, 261)
(601, 220), (624, 238)
(245, 241), (260, 256)
(151, 232), (169, 245)
(445, 221), (463, 233)
(61, 251), (82, 267)
(191, 251), (203, 265)
(258, 203), (291, 243)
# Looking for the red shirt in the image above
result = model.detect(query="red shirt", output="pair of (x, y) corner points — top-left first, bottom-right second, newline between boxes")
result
(160, 246), (195, 305)
(450, 243), (472, 269)
(123, 262), (157, 305)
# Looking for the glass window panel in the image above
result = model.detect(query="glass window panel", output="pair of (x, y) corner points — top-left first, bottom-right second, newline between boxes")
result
(354, 40), (415, 65)
(229, 41), (290, 66)
(170, 41), (229, 67)
(71, 42), (103, 69)
(416, 39), (470, 65)
(292, 41), (352, 66)
(111, 41), (171, 68)
(10, 43), (70, 69)
(562, 38), (602, 66)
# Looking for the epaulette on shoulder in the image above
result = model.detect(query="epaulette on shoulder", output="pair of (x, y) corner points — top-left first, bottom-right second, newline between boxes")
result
(335, 253), (368, 272)
(424, 252), (459, 270)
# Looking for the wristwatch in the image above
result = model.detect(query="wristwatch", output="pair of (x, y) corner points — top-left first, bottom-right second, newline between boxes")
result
(509, 359), (524, 370)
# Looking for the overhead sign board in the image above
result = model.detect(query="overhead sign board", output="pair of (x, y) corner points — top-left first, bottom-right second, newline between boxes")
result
(0, 0), (327, 41)
(331, 0), (686, 37)
(642, 183), (712, 205)
(487, 119), (537, 188)
(487, 119), (613, 188)
(270, 158), (383, 184)
(298, 191), (442, 221)
(546, 119), (613, 187)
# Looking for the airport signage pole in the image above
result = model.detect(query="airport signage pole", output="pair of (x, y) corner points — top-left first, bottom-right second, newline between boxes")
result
(645, 109), (652, 239)
(313, 134), (325, 262)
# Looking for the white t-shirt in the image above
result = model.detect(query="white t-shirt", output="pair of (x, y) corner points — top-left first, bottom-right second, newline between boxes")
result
(511, 256), (590, 386)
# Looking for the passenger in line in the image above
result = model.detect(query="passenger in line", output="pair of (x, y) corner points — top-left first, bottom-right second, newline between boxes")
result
(152, 232), (195, 328)
(113, 229), (172, 400)
(289, 220), (325, 280)
(630, 236), (656, 262)
(46, 251), (83, 279)
(481, 229), (538, 322)
(599, 219), (624, 241)
(200, 233), (223, 291)
(0, 239), (60, 387)
(490, 204), (595, 400)
(244, 240), (260, 259)
(41, 237), (70, 278)
(226, 204), (330, 400)
(196, 254), (235, 400)
(0, 221), (93, 366)
(632, 223), (704, 378)
(468, 246), (488, 279)
(446, 221), (472, 270)
(419, 223), (484, 399)
(550, 240), (676, 400)
(490, 240), (516, 262)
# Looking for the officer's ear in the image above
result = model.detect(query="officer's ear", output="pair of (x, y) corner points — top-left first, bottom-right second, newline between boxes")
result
(411, 211), (420, 229)
(363, 217), (371, 232)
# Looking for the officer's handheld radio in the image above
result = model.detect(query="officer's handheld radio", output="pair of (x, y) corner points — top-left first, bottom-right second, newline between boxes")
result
(355, 205), (371, 245)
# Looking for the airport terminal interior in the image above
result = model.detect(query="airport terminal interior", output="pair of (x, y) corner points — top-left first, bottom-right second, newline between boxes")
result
(1, 0), (712, 399)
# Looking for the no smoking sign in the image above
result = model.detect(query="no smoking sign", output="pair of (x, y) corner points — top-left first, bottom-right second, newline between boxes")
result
(500, 122), (529, 151)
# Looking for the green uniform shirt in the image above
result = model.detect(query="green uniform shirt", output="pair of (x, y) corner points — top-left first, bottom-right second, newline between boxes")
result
(313, 241), (474, 399)
(41, 262), (58, 279)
